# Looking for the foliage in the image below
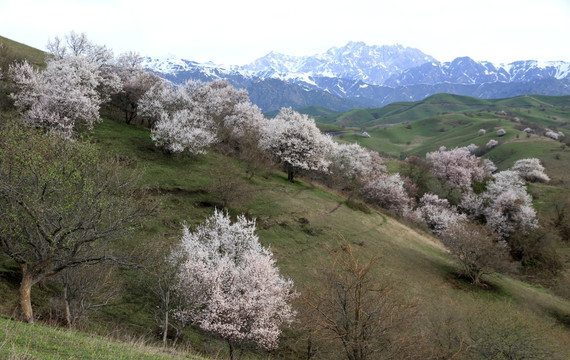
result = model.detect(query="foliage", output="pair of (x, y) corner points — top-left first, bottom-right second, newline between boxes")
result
(0, 122), (141, 323)
(173, 210), (296, 357)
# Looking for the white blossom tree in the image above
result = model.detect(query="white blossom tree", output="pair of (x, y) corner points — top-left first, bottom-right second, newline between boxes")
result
(10, 57), (103, 138)
(486, 139), (498, 149)
(260, 108), (334, 182)
(327, 142), (386, 193)
(426, 147), (486, 192)
(511, 158), (550, 183)
(140, 80), (262, 155)
(9, 33), (121, 138)
(415, 193), (466, 235)
(46, 31), (121, 104)
(173, 210), (296, 359)
(483, 158), (498, 175)
(481, 171), (538, 240)
(545, 129), (559, 140)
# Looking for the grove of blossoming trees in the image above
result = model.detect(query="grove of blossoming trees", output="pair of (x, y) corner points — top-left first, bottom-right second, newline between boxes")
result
(139, 79), (264, 155)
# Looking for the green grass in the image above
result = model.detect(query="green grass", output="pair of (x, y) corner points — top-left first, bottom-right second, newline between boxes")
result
(0, 315), (205, 360)
(0, 35), (47, 68)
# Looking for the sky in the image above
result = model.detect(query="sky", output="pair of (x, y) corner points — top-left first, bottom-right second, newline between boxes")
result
(1, 0), (569, 66)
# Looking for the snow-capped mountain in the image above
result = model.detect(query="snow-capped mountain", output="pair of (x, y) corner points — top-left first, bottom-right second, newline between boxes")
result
(242, 42), (436, 85)
(385, 57), (570, 86)
(143, 42), (570, 112)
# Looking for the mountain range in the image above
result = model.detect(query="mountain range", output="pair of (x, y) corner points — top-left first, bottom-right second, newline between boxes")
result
(143, 42), (570, 112)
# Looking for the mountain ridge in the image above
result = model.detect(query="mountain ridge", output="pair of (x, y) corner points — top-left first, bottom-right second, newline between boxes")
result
(143, 41), (570, 112)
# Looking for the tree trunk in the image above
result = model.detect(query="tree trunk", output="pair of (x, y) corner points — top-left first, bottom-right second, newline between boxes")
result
(63, 283), (73, 328)
(163, 291), (169, 347)
(287, 167), (295, 183)
(228, 340), (235, 360)
(18, 268), (35, 323)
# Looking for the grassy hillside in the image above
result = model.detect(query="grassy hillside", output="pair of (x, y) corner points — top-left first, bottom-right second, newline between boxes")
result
(1, 117), (569, 358)
(0, 35), (46, 68)
(327, 94), (570, 177)
(1, 35), (570, 359)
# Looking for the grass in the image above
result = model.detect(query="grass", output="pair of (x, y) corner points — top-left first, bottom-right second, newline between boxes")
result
(0, 35), (47, 69)
(0, 315), (205, 360)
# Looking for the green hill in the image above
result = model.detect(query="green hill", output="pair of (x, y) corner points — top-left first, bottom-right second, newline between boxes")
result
(0, 35), (47, 68)
(313, 93), (570, 128)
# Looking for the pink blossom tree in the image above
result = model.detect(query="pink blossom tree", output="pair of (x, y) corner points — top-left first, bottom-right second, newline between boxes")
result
(360, 173), (414, 216)
(426, 147), (486, 192)
(260, 108), (334, 182)
(173, 210), (296, 359)
(328, 142), (386, 190)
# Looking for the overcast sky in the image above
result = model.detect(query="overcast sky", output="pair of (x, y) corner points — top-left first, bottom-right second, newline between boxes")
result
(1, 0), (569, 65)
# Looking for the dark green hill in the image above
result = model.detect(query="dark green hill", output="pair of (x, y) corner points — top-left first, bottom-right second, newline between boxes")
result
(313, 93), (570, 128)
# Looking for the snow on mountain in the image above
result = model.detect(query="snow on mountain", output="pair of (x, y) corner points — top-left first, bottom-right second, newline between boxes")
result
(385, 58), (570, 86)
(143, 42), (570, 111)
(241, 42), (436, 86)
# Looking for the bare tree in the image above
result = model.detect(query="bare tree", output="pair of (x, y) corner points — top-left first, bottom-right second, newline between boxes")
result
(303, 238), (408, 360)
(0, 122), (142, 323)
(440, 222), (509, 286)
(50, 263), (120, 328)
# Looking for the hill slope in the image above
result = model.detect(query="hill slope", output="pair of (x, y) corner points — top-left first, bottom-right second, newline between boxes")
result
(1, 36), (569, 359)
